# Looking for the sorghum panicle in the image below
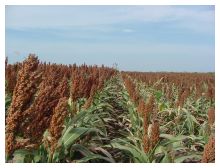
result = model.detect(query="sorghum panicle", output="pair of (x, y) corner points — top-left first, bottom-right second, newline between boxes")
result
(208, 107), (215, 126)
(202, 136), (215, 163)
(6, 55), (40, 155)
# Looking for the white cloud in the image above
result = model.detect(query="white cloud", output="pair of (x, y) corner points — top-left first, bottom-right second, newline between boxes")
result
(6, 6), (214, 34)
(122, 29), (135, 33)
(13, 51), (21, 56)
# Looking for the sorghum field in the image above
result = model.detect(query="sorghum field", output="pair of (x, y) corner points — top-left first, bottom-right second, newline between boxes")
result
(5, 55), (215, 163)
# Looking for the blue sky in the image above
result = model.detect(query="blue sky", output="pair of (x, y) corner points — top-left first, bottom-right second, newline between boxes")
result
(5, 5), (215, 72)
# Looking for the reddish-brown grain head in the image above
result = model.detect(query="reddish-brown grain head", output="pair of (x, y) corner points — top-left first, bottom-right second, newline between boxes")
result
(6, 55), (40, 156)
(202, 136), (215, 163)
(208, 107), (215, 126)
(150, 121), (160, 149)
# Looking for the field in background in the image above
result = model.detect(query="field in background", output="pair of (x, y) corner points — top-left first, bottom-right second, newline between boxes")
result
(5, 55), (215, 163)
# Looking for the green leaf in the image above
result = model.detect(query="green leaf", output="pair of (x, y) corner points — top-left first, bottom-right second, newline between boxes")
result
(161, 152), (171, 163)
(159, 103), (166, 111)
(76, 154), (114, 163)
(160, 134), (189, 146)
(12, 149), (32, 163)
(160, 134), (187, 141)
(34, 155), (41, 163)
(107, 138), (149, 163)
(174, 154), (201, 163)
(93, 147), (115, 163)
(71, 144), (93, 157)
(155, 91), (163, 101)
(71, 145), (115, 163)
(154, 145), (165, 155)
(60, 127), (101, 149)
